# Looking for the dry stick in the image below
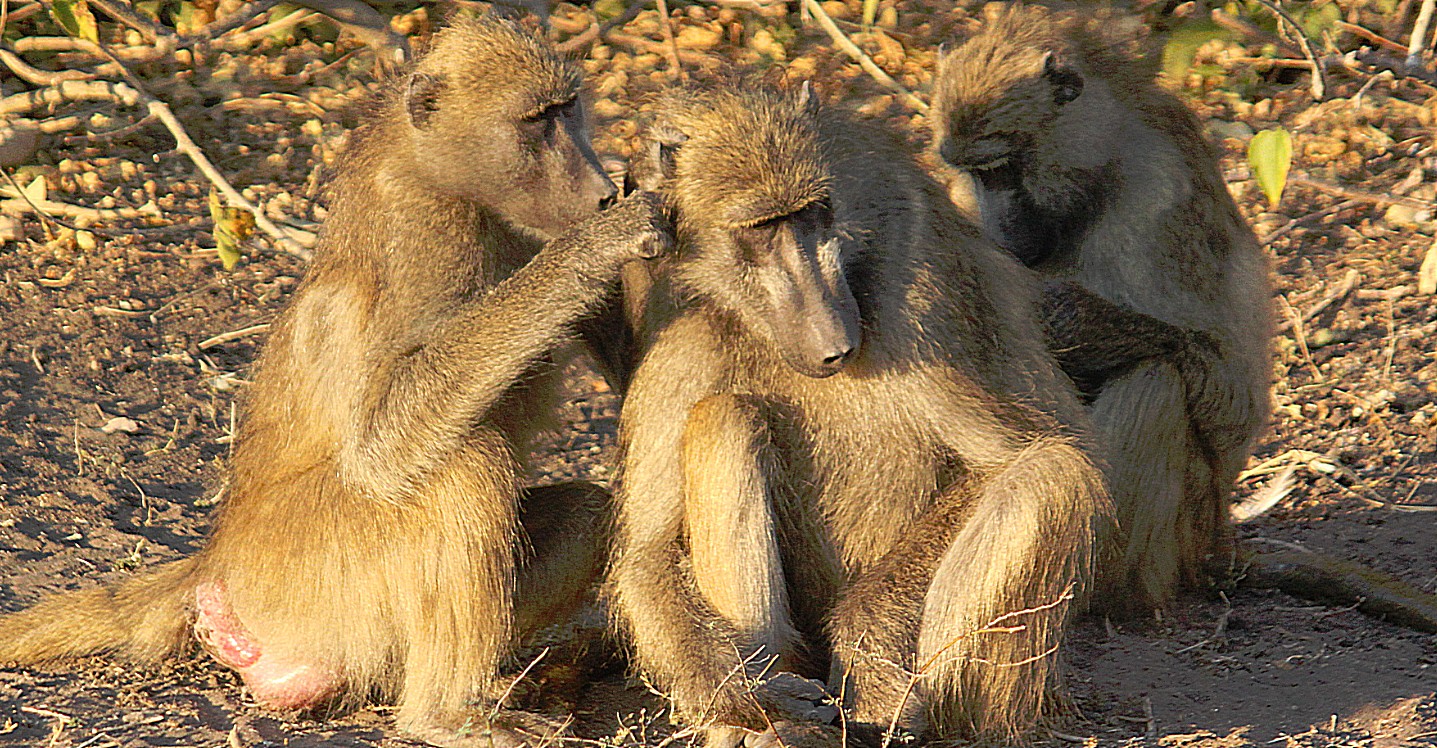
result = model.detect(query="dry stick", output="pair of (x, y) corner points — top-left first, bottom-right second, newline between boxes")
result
(1250, 0), (1327, 100)
(1290, 175), (1436, 211)
(653, 0), (685, 81)
(798, 0), (927, 112)
(0, 79), (140, 115)
(1409, 0), (1436, 70)
(69, 37), (314, 258)
(1277, 295), (1322, 383)
(1274, 268), (1360, 334)
(1335, 21), (1408, 54)
(148, 100), (311, 259)
(0, 46), (93, 84)
(1260, 198), (1359, 246)
(197, 323), (271, 349)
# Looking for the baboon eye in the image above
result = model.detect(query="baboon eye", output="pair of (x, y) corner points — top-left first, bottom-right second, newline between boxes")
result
(969, 154), (1011, 172)
(519, 97), (577, 140)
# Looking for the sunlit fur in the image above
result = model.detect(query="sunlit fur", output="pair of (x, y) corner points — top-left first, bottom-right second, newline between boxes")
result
(0, 14), (637, 741)
(609, 82), (1112, 744)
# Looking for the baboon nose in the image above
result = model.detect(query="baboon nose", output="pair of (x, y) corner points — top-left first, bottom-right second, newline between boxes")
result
(822, 347), (852, 367)
(597, 184), (619, 211)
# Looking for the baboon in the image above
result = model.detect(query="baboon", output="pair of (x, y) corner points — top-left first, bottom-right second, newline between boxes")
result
(928, 4), (1274, 612)
(608, 82), (1111, 746)
(0, 14), (668, 745)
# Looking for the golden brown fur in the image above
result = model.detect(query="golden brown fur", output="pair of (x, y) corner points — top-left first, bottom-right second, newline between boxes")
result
(608, 82), (1111, 745)
(929, 4), (1274, 612)
(0, 14), (666, 745)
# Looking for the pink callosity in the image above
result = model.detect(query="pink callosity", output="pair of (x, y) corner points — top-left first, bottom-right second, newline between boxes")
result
(193, 580), (340, 709)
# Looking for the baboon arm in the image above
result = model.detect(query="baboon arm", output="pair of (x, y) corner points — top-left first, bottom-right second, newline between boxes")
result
(343, 200), (661, 498)
(1042, 281), (1264, 458)
(610, 324), (777, 728)
(1041, 280), (1187, 396)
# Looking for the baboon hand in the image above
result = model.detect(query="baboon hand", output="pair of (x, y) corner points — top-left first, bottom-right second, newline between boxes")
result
(601, 190), (673, 261)
(741, 722), (846, 748)
(751, 672), (839, 724)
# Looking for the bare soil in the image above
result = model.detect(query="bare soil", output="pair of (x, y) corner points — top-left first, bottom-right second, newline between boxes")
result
(1, 1), (1434, 746)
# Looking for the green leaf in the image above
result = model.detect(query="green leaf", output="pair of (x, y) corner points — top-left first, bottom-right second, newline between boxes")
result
(1248, 128), (1292, 209)
(1160, 19), (1231, 82)
(49, 0), (100, 42)
(208, 190), (255, 271)
(592, 0), (625, 21)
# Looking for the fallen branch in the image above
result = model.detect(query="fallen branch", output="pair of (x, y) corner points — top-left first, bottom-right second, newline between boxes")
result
(198, 323), (271, 349)
(1250, 0), (1328, 100)
(1260, 198), (1359, 246)
(75, 38), (315, 258)
(1290, 175), (1437, 211)
(0, 45), (93, 84)
(799, 0), (927, 111)
(1, 194), (161, 222)
(1408, 0), (1436, 71)
(1275, 268), (1360, 334)
(0, 79), (140, 116)
(653, 0), (685, 81)
(147, 98), (312, 258)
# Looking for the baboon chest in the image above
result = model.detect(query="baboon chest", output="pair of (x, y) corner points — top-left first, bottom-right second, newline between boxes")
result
(746, 373), (947, 572)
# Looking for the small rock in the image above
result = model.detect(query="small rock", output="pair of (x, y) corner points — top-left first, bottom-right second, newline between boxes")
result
(1384, 203), (1432, 228)
(675, 25), (721, 50)
(1207, 119), (1253, 141)
(100, 416), (141, 435)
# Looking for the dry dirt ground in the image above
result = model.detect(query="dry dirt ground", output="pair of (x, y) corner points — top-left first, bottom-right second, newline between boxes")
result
(1, 0), (1435, 746)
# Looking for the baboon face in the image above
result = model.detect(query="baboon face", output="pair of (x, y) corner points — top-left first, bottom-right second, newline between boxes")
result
(403, 16), (616, 238)
(642, 88), (862, 378)
(931, 42), (1091, 265)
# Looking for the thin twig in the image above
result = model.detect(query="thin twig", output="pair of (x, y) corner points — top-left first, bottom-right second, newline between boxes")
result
(653, 0), (685, 81)
(1335, 21), (1407, 54)
(1251, 0), (1327, 100)
(798, 0), (927, 111)
(1290, 175), (1437, 211)
(0, 46), (93, 84)
(1261, 199), (1359, 246)
(198, 323), (271, 349)
(1408, 0), (1436, 70)
(1274, 268), (1360, 334)
(1278, 295), (1323, 382)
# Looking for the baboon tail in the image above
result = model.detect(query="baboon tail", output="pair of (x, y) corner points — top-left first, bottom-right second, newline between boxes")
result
(1243, 548), (1437, 634)
(0, 557), (197, 665)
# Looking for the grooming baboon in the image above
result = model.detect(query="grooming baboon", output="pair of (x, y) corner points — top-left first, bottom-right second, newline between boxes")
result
(928, 4), (1274, 613)
(0, 14), (668, 745)
(608, 82), (1111, 746)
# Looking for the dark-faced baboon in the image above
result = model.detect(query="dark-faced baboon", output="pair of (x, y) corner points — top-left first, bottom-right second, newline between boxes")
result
(0, 14), (667, 745)
(928, 4), (1275, 613)
(607, 82), (1111, 746)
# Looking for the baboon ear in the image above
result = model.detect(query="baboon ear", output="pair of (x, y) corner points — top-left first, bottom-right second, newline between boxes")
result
(1041, 52), (1084, 106)
(405, 72), (445, 129)
(797, 81), (821, 115)
(653, 125), (688, 182)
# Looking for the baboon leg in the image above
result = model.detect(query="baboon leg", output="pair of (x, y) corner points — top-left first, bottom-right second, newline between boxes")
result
(914, 440), (1103, 740)
(1089, 362), (1192, 611)
(682, 394), (800, 663)
(390, 447), (523, 738)
(826, 503), (961, 743)
(514, 482), (609, 639)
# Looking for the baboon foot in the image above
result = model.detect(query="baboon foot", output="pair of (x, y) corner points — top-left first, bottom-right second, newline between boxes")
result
(754, 672), (839, 724)
(193, 580), (340, 710)
(744, 722), (914, 748)
(406, 709), (570, 748)
(742, 722), (843, 748)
